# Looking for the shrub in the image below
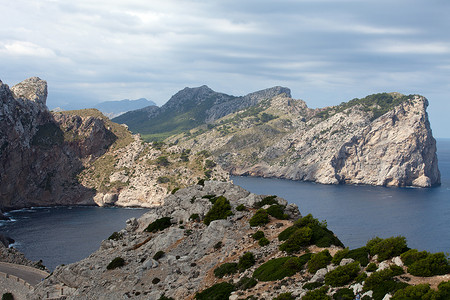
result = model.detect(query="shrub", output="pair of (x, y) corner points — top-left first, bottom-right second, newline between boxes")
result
(274, 292), (295, 300)
(354, 272), (368, 283)
(214, 241), (223, 250)
(145, 217), (172, 232)
(204, 159), (216, 169)
(153, 251), (165, 260)
(279, 227), (312, 253)
(332, 248), (349, 265)
(333, 288), (355, 300)
(214, 262), (238, 278)
(249, 209), (270, 227)
(189, 213), (200, 222)
(266, 204), (288, 220)
(171, 187), (180, 194)
(204, 196), (233, 226)
(278, 226), (298, 241)
(437, 280), (450, 299)
(324, 261), (360, 287)
(158, 294), (175, 300)
(366, 236), (408, 261)
(155, 156), (170, 167)
(303, 281), (324, 290)
(366, 262), (377, 272)
(2, 293), (14, 300)
(331, 247), (369, 266)
(254, 195), (278, 208)
(400, 249), (429, 266)
(107, 257), (125, 270)
(303, 286), (331, 300)
(236, 204), (246, 211)
(252, 230), (265, 240)
(407, 252), (450, 277)
(391, 284), (435, 300)
(108, 231), (122, 241)
(197, 179), (205, 186)
(259, 237), (270, 246)
(363, 266), (408, 300)
(195, 282), (234, 300)
(235, 276), (257, 290)
(238, 252), (256, 270)
(308, 250), (332, 273)
(253, 254), (311, 281)
(157, 176), (170, 183)
(152, 277), (161, 284)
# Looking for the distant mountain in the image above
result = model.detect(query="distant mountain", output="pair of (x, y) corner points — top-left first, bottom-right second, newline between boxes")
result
(94, 98), (156, 118)
(112, 85), (291, 141)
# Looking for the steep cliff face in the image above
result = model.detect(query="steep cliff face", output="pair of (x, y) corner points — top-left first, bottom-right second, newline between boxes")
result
(172, 93), (440, 187)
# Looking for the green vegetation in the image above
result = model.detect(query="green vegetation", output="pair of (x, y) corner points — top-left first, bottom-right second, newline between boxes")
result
(303, 282), (324, 290)
(106, 257), (125, 270)
(303, 286), (331, 300)
(254, 195), (278, 208)
(258, 237), (270, 246)
(249, 209), (270, 227)
(2, 293), (14, 300)
(238, 252), (255, 270)
(236, 204), (246, 211)
(332, 247), (370, 267)
(333, 288), (355, 300)
(308, 250), (332, 273)
(252, 253), (311, 281)
(407, 252), (450, 277)
(266, 204), (288, 220)
(195, 282), (235, 300)
(273, 292), (296, 300)
(252, 230), (265, 240)
(324, 262), (360, 287)
(152, 277), (161, 284)
(213, 262), (238, 278)
(366, 236), (408, 261)
(204, 196), (233, 225)
(235, 276), (257, 290)
(153, 251), (165, 260)
(366, 262), (377, 272)
(144, 217), (172, 232)
(189, 213), (200, 222)
(107, 231), (123, 241)
(363, 265), (407, 300)
(279, 227), (312, 253)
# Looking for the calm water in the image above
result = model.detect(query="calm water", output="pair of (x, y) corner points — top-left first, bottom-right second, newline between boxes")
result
(0, 206), (147, 270)
(1, 140), (449, 270)
(233, 139), (450, 254)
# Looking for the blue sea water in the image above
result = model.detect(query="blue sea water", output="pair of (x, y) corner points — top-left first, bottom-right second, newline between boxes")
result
(1, 139), (449, 270)
(233, 138), (450, 254)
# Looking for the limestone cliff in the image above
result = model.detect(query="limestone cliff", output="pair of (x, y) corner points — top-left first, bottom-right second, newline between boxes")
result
(171, 92), (440, 187)
(0, 78), (228, 210)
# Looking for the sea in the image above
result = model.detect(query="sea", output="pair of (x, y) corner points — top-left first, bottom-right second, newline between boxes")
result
(1, 139), (449, 270)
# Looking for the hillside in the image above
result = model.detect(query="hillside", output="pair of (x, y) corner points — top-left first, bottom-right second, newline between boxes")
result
(169, 91), (440, 187)
(112, 85), (290, 141)
(94, 98), (156, 118)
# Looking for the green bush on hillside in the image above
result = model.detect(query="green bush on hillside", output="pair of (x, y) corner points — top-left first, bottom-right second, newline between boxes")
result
(238, 252), (255, 270)
(254, 195), (278, 208)
(279, 227), (312, 253)
(249, 209), (270, 227)
(145, 217), (172, 232)
(407, 252), (450, 277)
(252, 230), (265, 240)
(195, 282), (235, 300)
(363, 265), (407, 300)
(274, 292), (296, 300)
(235, 276), (257, 290)
(259, 237), (270, 246)
(2, 293), (14, 300)
(366, 236), (408, 261)
(214, 262), (238, 278)
(333, 288), (355, 300)
(236, 204), (246, 211)
(324, 261), (360, 287)
(266, 204), (288, 220)
(204, 196), (233, 226)
(303, 286), (331, 300)
(153, 251), (165, 260)
(107, 257), (125, 270)
(108, 231), (123, 241)
(253, 253), (311, 281)
(308, 249), (332, 274)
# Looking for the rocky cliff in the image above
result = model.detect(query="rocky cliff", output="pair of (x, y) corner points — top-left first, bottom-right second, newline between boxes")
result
(0, 78), (228, 210)
(171, 92), (440, 187)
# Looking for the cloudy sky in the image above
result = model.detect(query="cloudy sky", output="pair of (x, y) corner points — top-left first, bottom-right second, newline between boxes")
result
(1, 0), (449, 137)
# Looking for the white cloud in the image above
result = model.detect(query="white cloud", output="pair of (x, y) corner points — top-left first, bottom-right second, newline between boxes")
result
(0, 41), (56, 57)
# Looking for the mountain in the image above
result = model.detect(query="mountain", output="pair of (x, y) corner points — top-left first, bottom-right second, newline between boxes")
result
(94, 98), (156, 118)
(0, 78), (227, 210)
(169, 91), (440, 188)
(112, 85), (291, 141)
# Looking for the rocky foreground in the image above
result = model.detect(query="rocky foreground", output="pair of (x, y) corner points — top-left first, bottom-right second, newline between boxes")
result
(31, 181), (450, 300)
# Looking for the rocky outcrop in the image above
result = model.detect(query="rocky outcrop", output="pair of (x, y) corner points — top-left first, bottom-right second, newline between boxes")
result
(173, 93), (440, 187)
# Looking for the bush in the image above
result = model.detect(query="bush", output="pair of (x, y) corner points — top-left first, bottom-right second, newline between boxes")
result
(214, 241), (223, 250)
(255, 195), (278, 208)
(189, 213), (200, 222)
(235, 276), (257, 290)
(252, 230), (265, 240)
(249, 209), (270, 227)
(259, 237), (270, 246)
(278, 226), (298, 241)
(366, 236), (408, 261)
(332, 248), (349, 265)
(266, 204), (288, 220)
(152, 277), (161, 284)
(274, 292), (295, 300)
(107, 257), (125, 270)
(195, 282), (234, 300)
(407, 252), (450, 277)
(2, 293), (14, 300)
(363, 266), (408, 300)
(108, 231), (122, 241)
(346, 247), (370, 266)
(153, 251), (165, 260)
(366, 262), (377, 272)
(145, 217), (172, 232)
(308, 250), (332, 273)
(238, 252), (255, 270)
(214, 262), (238, 278)
(204, 196), (233, 225)
(303, 286), (331, 300)
(279, 227), (312, 253)
(303, 282), (324, 290)
(400, 249), (429, 266)
(391, 284), (435, 300)
(253, 254), (311, 281)
(157, 176), (170, 183)
(171, 187), (180, 194)
(158, 294), (175, 300)
(155, 156), (170, 166)
(236, 204), (246, 211)
(324, 262), (360, 287)
(333, 288), (355, 300)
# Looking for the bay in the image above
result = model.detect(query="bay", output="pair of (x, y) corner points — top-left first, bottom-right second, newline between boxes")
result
(1, 206), (148, 270)
(233, 138), (450, 253)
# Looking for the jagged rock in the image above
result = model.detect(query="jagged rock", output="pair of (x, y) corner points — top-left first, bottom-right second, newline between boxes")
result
(377, 260), (391, 271)
(392, 256), (404, 267)
(340, 258), (355, 266)
(310, 268), (328, 283)
(0, 209), (9, 221)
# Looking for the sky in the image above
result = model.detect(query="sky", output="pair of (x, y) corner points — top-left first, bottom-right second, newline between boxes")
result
(1, 0), (450, 137)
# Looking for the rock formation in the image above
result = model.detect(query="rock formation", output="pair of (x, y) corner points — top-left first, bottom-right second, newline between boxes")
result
(171, 92), (440, 187)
